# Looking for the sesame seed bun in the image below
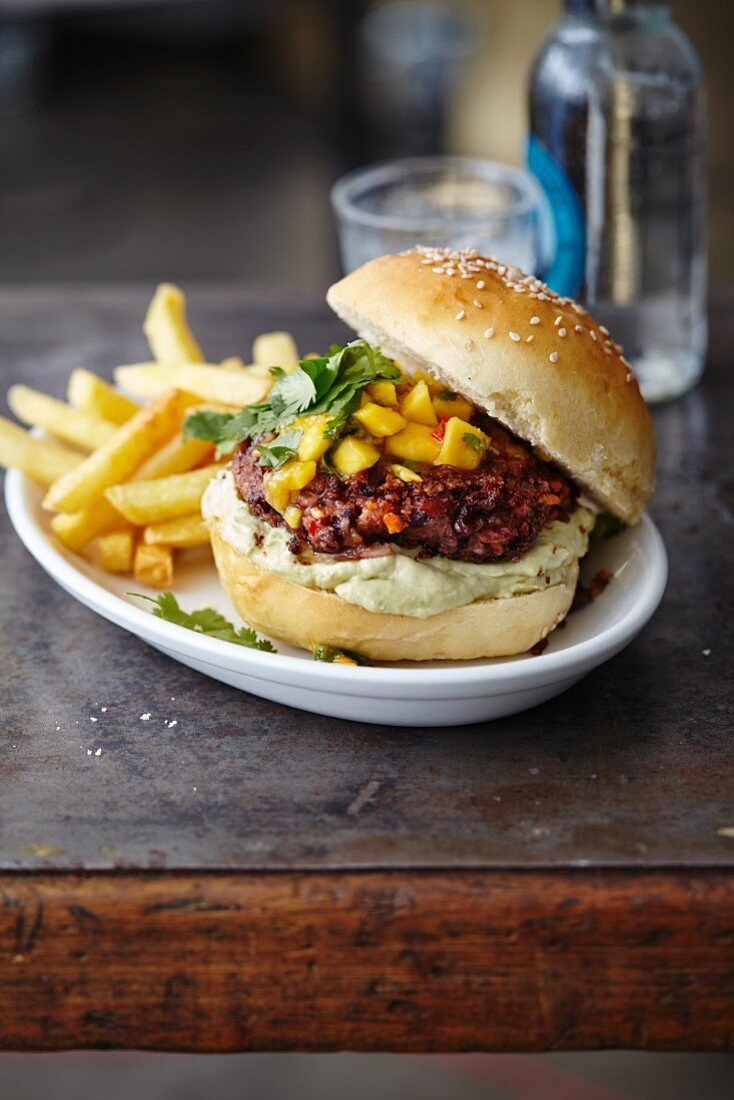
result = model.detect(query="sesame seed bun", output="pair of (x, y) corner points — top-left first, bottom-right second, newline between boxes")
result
(209, 524), (579, 662)
(327, 247), (655, 524)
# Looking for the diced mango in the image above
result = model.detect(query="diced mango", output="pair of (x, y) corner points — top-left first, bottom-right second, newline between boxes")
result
(296, 414), (331, 462)
(384, 422), (441, 464)
(331, 436), (380, 476)
(263, 459), (317, 514)
(284, 505), (303, 529)
(366, 381), (398, 406)
(435, 417), (489, 470)
(400, 380), (438, 426)
(433, 390), (474, 421)
(353, 402), (407, 438)
(390, 463), (423, 483)
(410, 369), (440, 394)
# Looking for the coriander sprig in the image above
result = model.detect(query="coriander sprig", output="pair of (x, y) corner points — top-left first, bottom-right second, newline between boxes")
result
(130, 592), (277, 652)
(183, 340), (401, 468)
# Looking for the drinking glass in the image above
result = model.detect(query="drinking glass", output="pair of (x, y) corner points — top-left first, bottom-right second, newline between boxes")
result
(331, 157), (550, 275)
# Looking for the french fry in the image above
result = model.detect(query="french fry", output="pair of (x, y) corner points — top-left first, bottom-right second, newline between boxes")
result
(114, 363), (270, 407)
(50, 498), (128, 553)
(97, 530), (136, 573)
(8, 385), (117, 451)
(136, 433), (214, 479)
(67, 369), (139, 425)
(252, 331), (299, 372)
(105, 463), (223, 525)
(43, 389), (187, 514)
(134, 543), (174, 588)
(51, 420), (212, 553)
(144, 513), (210, 548)
(0, 417), (82, 486)
(143, 283), (204, 365)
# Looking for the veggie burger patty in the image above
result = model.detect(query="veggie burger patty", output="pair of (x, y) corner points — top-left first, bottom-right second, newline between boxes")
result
(231, 417), (574, 564)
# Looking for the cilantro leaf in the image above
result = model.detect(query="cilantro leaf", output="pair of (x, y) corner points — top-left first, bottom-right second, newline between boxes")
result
(254, 428), (303, 469)
(590, 513), (625, 541)
(130, 592), (277, 652)
(462, 432), (484, 453)
(182, 340), (402, 456)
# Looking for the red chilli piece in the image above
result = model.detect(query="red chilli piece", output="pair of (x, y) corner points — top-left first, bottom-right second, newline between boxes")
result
(431, 416), (448, 443)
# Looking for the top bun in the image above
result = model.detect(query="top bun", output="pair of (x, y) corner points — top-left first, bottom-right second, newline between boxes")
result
(327, 247), (655, 524)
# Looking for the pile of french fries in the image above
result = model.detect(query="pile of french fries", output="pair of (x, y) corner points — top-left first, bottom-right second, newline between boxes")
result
(0, 284), (300, 587)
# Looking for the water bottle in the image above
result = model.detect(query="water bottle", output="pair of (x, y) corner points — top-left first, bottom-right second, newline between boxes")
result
(527, 0), (707, 402)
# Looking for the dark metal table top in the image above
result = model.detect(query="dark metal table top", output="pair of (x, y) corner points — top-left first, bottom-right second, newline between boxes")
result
(1, 284), (732, 874)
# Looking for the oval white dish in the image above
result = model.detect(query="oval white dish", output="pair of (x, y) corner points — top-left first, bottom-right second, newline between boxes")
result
(5, 469), (667, 727)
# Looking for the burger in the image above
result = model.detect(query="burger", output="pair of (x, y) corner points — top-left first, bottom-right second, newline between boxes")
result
(192, 247), (655, 661)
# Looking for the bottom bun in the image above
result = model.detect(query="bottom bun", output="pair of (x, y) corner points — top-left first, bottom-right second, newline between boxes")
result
(210, 525), (579, 662)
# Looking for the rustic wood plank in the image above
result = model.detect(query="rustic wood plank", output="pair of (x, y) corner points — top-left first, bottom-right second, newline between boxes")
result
(1, 871), (732, 1052)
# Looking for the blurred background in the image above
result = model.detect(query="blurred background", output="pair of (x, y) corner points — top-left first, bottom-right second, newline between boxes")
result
(0, 0), (731, 292)
(1, 1), (732, 1095)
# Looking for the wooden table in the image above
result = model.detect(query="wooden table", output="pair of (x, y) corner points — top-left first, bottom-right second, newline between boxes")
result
(0, 286), (732, 1052)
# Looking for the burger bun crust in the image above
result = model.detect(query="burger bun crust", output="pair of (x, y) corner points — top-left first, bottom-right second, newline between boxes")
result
(327, 248), (655, 524)
(210, 523), (578, 662)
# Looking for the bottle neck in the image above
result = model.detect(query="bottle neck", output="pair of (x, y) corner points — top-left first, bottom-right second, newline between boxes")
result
(565, 0), (670, 14)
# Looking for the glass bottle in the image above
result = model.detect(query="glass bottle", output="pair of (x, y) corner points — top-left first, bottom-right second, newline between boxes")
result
(527, 0), (707, 402)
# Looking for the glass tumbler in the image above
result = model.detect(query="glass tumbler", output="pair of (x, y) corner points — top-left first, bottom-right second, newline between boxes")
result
(331, 157), (550, 275)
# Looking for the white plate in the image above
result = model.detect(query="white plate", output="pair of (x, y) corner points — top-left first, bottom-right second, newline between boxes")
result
(5, 469), (667, 727)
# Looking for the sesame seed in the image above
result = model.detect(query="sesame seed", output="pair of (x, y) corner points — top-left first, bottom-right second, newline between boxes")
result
(455, 309), (466, 321)
(603, 346), (612, 354)
(509, 331), (521, 342)
(465, 339), (475, 351)
(537, 293), (548, 301)
(549, 351), (559, 363)
(558, 327), (567, 337)
(484, 327), (495, 339)
(574, 324), (584, 333)
(600, 325), (610, 335)
(590, 330), (598, 341)
(476, 280), (485, 289)
(461, 272), (473, 279)
(626, 372), (632, 382)
(432, 267), (444, 274)
(473, 299), (483, 308)
(530, 316), (541, 325)
(554, 315), (562, 326)
(525, 335), (534, 343)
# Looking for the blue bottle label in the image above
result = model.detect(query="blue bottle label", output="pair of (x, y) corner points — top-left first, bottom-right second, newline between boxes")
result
(526, 134), (586, 298)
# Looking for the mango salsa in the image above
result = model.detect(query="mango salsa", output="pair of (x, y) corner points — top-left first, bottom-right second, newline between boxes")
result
(410, 369), (440, 394)
(263, 459), (317, 514)
(433, 390), (474, 421)
(399, 379), (438, 426)
(366, 381), (398, 406)
(390, 463), (423, 483)
(284, 505), (303, 529)
(435, 417), (489, 470)
(296, 414), (331, 462)
(384, 422), (441, 464)
(353, 402), (407, 437)
(331, 436), (381, 476)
